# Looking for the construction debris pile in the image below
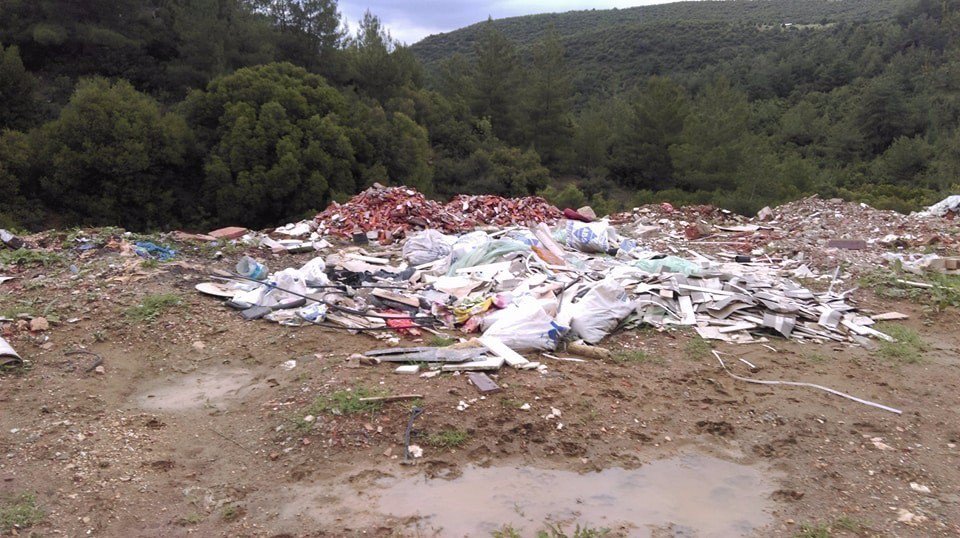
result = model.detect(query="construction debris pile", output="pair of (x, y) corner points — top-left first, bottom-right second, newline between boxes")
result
(188, 192), (960, 377)
(604, 195), (960, 274)
(446, 194), (563, 228)
(314, 185), (563, 242)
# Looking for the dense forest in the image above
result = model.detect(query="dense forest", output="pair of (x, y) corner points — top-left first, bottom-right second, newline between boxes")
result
(1, 0), (958, 231)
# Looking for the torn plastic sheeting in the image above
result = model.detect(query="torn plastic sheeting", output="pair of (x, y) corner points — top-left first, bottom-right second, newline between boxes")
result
(432, 275), (483, 299)
(134, 241), (176, 261)
(446, 239), (530, 276)
(916, 194), (960, 217)
(1, 337), (23, 367)
(629, 256), (702, 276)
(234, 268), (311, 308)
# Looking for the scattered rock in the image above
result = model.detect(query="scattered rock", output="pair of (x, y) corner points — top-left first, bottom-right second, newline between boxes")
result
(29, 317), (49, 332)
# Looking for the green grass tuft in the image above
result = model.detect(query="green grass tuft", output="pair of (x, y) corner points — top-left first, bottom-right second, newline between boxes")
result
(859, 268), (960, 312)
(685, 336), (711, 360)
(428, 335), (457, 347)
(538, 522), (611, 537)
(0, 249), (63, 268)
(612, 349), (661, 364)
(426, 428), (470, 449)
(875, 323), (926, 363)
(221, 504), (242, 522)
(0, 493), (44, 532)
(126, 293), (182, 322)
(492, 525), (522, 538)
(794, 522), (831, 538)
(306, 386), (386, 416)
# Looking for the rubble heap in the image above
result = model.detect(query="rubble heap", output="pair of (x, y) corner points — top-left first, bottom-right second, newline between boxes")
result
(447, 194), (563, 228)
(315, 185), (564, 241)
(315, 185), (460, 240)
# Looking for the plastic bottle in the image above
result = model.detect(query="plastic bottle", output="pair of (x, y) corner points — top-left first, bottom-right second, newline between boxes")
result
(237, 256), (268, 280)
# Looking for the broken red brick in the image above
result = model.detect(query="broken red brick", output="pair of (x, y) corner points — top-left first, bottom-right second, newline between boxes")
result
(208, 227), (248, 240)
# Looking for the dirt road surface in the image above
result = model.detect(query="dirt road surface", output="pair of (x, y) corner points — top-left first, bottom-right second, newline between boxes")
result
(1, 247), (959, 537)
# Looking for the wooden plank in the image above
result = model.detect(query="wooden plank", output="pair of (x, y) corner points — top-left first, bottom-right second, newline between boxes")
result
(479, 335), (530, 367)
(346, 253), (390, 265)
(678, 284), (734, 296)
(371, 289), (420, 308)
(678, 296), (696, 326)
(827, 239), (867, 250)
(872, 312), (909, 321)
(441, 356), (505, 372)
(717, 321), (758, 333)
(467, 372), (502, 394)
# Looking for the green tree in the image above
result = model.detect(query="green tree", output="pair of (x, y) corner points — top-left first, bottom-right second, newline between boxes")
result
(345, 11), (422, 102)
(872, 135), (934, 185)
(32, 78), (191, 230)
(0, 45), (39, 130)
(268, 0), (346, 77)
(523, 28), (574, 169)
(669, 78), (753, 192)
(435, 53), (475, 109)
(349, 103), (433, 193)
(856, 75), (919, 153)
(0, 130), (33, 228)
(471, 19), (523, 145)
(539, 183), (587, 210)
(468, 145), (549, 196)
(608, 76), (689, 189)
(184, 62), (359, 227)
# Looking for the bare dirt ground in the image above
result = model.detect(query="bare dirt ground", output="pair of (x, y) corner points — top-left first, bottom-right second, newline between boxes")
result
(1, 244), (959, 537)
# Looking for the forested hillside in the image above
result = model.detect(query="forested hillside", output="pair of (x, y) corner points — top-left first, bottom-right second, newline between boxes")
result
(1, 0), (958, 232)
(413, 0), (908, 89)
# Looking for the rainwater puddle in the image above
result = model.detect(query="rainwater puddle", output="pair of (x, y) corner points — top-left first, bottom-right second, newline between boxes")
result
(135, 369), (256, 411)
(282, 454), (776, 537)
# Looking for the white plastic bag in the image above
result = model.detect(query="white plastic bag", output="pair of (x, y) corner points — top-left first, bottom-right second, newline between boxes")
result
(560, 219), (618, 253)
(402, 229), (456, 266)
(299, 257), (330, 285)
(482, 300), (567, 351)
(564, 278), (635, 344)
(261, 268), (308, 307)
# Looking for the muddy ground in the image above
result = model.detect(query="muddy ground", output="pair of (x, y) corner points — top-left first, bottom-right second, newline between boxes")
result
(1, 245), (959, 537)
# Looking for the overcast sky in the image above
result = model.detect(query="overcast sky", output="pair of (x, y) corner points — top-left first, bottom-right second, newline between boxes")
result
(338, 1), (673, 45)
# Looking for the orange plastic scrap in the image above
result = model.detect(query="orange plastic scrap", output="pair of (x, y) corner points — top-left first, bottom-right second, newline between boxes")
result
(531, 244), (565, 266)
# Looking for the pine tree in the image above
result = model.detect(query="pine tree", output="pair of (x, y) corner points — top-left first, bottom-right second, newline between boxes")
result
(523, 28), (574, 170)
(471, 19), (523, 145)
